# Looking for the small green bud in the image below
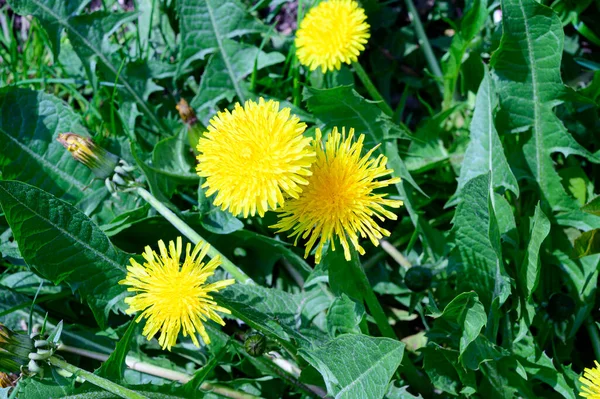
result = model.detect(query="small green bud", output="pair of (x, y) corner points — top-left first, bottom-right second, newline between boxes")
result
(244, 332), (267, 357)
(547, 293), (575, 322)
(404, 266), (433, 292)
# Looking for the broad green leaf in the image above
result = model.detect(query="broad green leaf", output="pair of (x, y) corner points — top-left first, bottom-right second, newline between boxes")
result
(460, 335), (508, 371)
(0, 88), (101, 204)
(0, 181), (129, 327)
(177, 0), (265, 72)
(520, 205), (550, 300)
(299, 334), (404, 399)
(422, 345), (460, 395)
(442, 0), (488, 108)
(192, 43), (285, 123)
(491, 0), (599, 211)
(449, 174), (510, 309)
(8, 2), (169, 134)
(452, 69), (518, 203)
(326, 294), (365, 337)
(429, 292), (486, 359)
(573, 229), (600, 258)
(213, 283), (327, 348)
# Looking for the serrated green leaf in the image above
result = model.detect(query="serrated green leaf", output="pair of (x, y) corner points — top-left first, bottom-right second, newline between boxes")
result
(452, 69), (518, 203)
(491, 0), (599, 211)
(450, 174), (510, 308)
(0, 87), (102, 204)
(0, 181), (130, 327)
(177, 0), (265, 72)
(300, 334), (404, 399)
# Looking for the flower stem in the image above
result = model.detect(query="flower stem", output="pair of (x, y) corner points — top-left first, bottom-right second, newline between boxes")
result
(48, 356), (148, 399)
(352, 61), (394, 117)
(403, 0), (443, 85)
(56, 344), (288, 399)
(135, 187), (253, 284)
(347, 247), (395, 339)
(347, 247), (433, 397)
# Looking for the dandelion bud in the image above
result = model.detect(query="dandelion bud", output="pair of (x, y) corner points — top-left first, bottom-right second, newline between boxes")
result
(244, 332), (267, 356)
(404, 266), (433, 292)
(0, 324), (34, 373)
(56, 133), (119, 179)
(176, 98), (198, 126)
(0, 372), (12, 388)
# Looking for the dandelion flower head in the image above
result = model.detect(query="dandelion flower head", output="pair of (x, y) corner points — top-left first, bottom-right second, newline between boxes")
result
(196, 98), (314, 218)
(581, 360), (600, 398)
(295, 0), (370, 72)
(271, 127), (403, 264)
(120, 237), (234, 350)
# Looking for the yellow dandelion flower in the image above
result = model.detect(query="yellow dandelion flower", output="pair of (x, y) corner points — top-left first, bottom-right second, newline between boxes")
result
(119, 237), (234, 351)
(271, 127), (403, 264)
(295, 0), (370, 72)
(196, 98), (315, 218)
(581, 361), (600, 398)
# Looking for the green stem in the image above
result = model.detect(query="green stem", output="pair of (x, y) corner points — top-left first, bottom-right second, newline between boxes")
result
(48, 356), (148, 399)
(403, 0), (443, 84)
(586, 317), (600, 361)
(352, 61), (394, 116)
(135, 187), (253, 284)
(347, 247), (433, 397)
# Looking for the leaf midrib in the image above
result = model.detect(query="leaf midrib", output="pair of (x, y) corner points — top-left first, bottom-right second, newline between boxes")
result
(205, 0), (246, 103)
(0, 184), (126, 273)
(517, 0), (542, 188)
(32, 0), (166, 133)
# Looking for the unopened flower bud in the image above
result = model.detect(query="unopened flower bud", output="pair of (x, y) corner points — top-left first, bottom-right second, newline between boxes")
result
(244, 332), (267, 357)
(0, 324), (34, 373)
(0, 372), (13, 388)
(176, 98), (198, 125)
(56, 133), (119, 179)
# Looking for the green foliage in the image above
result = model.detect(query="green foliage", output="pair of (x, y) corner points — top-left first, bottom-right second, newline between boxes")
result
(1, 0), (600, 397)
(300, 335), (405, 399)
(0, 181), (129, 327)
